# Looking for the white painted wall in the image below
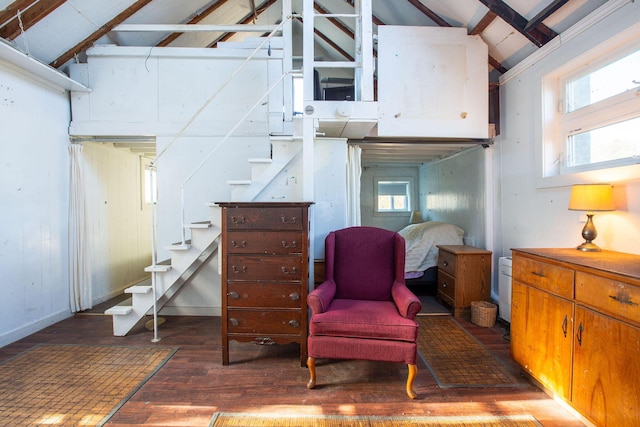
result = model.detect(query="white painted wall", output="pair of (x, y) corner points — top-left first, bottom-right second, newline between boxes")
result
(0, 63), (72, 347)
(418, 146), (487, 249)
(497, 1), (640, 258)
(81, 143), (153, 303)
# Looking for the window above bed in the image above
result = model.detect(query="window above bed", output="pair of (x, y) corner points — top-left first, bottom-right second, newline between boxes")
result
(376, 180), (412, 213)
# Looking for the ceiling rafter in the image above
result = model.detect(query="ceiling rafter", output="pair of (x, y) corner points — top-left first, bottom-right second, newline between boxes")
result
(470, 11), (497, 35)
(50, 0), (154, 68)
(293, 16), (354, 62)
(156, 0), (230, 47)
(209, 0), (276, 48)
(476, 0), (556, 47)
(0, 0), (65, 40)
(524, 0), (569, 32)
(405, 0), (451, 27)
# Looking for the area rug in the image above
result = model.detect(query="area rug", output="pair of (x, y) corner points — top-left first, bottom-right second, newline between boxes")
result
(209, 412), (542, 426)
(417, 317), (525, 388)
(0, 343), (176, 426)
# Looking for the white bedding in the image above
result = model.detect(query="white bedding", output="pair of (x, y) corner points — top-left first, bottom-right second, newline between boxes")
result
(398, 221), (464, 273)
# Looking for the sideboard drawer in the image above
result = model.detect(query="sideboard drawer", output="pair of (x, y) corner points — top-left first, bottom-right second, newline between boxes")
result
(225, 207), (304, 231)
(576, 271), (640, 324)
(226, 283), (303, 309)
(227, 255), (303, 282)
(226, 310), (302, 335)
(513, 256), (574, 299)
(225, 231), (303, 255)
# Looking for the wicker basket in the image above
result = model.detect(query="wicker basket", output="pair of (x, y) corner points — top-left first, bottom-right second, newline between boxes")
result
(471, 301), (497, 327)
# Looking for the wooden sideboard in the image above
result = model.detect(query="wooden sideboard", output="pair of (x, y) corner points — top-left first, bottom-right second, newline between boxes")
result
(218, 202), (311, 367)
(436, 244), (492, 317)
(511, 248), (640, 426)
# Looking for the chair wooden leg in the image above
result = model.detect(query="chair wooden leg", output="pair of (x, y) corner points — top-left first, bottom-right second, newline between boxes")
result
(406, 364), (418, 399)
(307, 357), (316, 389)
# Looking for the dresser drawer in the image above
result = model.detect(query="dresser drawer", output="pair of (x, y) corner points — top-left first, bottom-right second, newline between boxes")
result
(438, 250), (457, 277)
(225, 231), (303, 255)
(575, 271), (640, 324)
(225, 207), (304, 231)
(226, 283), (302, 308)
(438, 271), (456, 301)
(513, 256), (574, 299)
(227, 255), (303, 282)
(226, 309), (302, 335)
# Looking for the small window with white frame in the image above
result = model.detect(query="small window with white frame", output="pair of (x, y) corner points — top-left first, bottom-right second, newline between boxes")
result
(376, 180), (411, 213)
(542, 36), (640, 180)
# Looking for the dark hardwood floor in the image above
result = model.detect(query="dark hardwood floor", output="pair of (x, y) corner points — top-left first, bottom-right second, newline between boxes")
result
(0, 313), (586, 427)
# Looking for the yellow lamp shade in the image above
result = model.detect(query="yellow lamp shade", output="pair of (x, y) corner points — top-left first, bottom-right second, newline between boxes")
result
(568, 184), (615, 212)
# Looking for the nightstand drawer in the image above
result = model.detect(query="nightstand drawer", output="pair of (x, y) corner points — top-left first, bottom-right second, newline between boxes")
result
(225, 231), (303, 254)
(513, 256), (574, 299)
(227, 254), (303, 282)
(576, 271), (640, 324)
(226, 283), (303, 309)
(438, 271), (456, 301)
(438, 250), (457, 277)
(226, 310), (302, 335)
(225, 207), (304, 231)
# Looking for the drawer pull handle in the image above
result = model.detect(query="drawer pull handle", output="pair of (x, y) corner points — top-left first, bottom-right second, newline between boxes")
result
(282, 240), (297, 248)
(230, 216), (246, 224)
(289, 293), (300, 300)
(609, 295), (638, 306)
(442, 281), (448, 288)
(281, 266), (297, 275)
(231, 265), (247, 274)
(289, 320), (300, 328)
(576, 322), (583, 346)
(281, 215), (298, 224)
(532, 271), (546, 278)
(229, 318), (239, 327)
(561, 315), (568, 338)
(442, 261), (448, 267)
(231, 240), (247, 248)
(254, 337), (275, 345)
(228, 292), (240, 299)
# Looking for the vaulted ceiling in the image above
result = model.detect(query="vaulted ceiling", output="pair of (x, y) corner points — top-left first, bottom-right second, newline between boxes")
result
(0, 0), (609, 163)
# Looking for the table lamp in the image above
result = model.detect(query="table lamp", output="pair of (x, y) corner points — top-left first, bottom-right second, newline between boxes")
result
(568, 184), (615, 252)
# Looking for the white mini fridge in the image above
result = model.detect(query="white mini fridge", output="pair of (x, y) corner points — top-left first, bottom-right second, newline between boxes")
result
(498, 256), (513, 323)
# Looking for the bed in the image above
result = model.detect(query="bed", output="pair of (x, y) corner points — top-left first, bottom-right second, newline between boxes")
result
(397, 221), (464, 292)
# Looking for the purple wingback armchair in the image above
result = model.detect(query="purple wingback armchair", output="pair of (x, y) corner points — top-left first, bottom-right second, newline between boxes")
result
(306, 226), (422, 399)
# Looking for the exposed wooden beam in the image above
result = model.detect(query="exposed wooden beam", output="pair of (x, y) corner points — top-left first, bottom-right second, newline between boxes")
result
(476, 0), (556, 47)
(50, 0), (153, 68)
(524, 0), (569, 32)
(489, 55), (508, 75)
(0, 0), (65, 40)
(405, 0), (451, 27)
(470, 11), (497, 35)
(314, 3), (354, 39)
(209, 0), (276, 48)
(157, 0), (230, 47)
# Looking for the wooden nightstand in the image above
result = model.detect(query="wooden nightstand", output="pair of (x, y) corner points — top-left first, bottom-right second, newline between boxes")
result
(436, 244), (492, 317)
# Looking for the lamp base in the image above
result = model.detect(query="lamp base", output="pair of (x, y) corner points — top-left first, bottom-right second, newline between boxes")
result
(576, 241), (601, 252)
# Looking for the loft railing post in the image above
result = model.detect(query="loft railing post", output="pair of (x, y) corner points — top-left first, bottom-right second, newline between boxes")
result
(148, 161), (160, 343)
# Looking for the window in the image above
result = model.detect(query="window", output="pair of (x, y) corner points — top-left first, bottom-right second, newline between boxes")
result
(140, 158), (157, 208)
(376, 180), (411, 213)
(541, 35), (640, 181)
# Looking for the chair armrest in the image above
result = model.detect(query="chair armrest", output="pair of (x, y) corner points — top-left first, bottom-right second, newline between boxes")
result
(391, 281), (422, 319)
(308, 280), (337, 314)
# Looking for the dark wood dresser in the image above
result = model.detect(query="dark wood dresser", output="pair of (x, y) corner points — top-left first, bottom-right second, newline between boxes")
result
(218, 202), (312, 367)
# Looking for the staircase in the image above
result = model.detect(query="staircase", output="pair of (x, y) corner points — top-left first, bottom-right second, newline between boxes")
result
(105, 207), (221, 336)
(105, 135), (302, 336)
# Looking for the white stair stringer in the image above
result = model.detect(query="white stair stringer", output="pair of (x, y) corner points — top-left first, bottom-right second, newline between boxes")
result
(106, 222), (220, 336)
(228, 137), (302, 201)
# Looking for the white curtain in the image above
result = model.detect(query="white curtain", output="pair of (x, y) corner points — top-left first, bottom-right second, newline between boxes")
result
(346, 144), (362, 227)
(68, 143), (92, 312)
